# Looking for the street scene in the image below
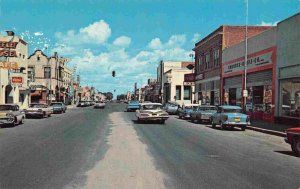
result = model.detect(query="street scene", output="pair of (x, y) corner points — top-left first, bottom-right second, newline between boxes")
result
(0, 0), (300, 189)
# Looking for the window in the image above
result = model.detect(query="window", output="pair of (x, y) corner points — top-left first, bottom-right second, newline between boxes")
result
(198, 56), (202, 72)
(213, 49), (220, 67)
(205, 53), (210, 69)
(44, 67), (51, 79)
(37, 56), (40, 61)
(184, 86), (191, 100)
(176, 86), (181, 100)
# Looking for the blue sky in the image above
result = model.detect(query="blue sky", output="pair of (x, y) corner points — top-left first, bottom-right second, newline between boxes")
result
(1, 0), (299, 94)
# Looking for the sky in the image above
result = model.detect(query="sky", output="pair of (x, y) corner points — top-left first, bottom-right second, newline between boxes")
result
(0, 0), (299, 94)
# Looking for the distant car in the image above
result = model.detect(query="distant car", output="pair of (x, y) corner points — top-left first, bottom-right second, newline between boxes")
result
(77, 101), (87, 107)
(164, 101), (180, 115)
(178, 104), (198, 119)
(136, 103), (169, 124)
(94, 101), (106, 109)
(0, 104), (25, 127)
(127, 100), (140, 112)
(211, 105), (250, 131)
(50, 102), (66, 114)
(190, 105), (217, 123)
(25, 103), (53, 118)
(285, 127), (300, 157)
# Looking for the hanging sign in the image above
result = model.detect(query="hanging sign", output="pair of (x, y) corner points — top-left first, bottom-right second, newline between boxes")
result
(0, 62), (19, 69)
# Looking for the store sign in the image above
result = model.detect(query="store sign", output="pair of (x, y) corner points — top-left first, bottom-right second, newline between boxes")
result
(223, 51), (273, 75)
(0, 50), (17, 57)
(12, 77), (23, 84)
(0, 62), (19, 69)
(0, 42), (18, 48)
(183, 82), (194, 86)
(195, 73), (204, 80)
(184, 73), (195, 82)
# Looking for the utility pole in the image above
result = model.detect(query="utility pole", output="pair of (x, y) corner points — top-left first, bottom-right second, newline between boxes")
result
(243, 0), (249, 112)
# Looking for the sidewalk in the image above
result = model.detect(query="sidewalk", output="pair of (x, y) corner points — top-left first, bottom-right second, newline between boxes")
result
(67, 104), (77, 109)
(247, 120), (296, 137)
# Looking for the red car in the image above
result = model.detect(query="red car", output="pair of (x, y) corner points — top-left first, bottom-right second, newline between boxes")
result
(285, 127), (300, 156)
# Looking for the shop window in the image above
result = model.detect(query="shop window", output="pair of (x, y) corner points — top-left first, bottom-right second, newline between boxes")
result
(176, 86), (181, 100)
(184, 86), (191, 100)
(19, 94), (24, 103)
(281, 78), (300, 118)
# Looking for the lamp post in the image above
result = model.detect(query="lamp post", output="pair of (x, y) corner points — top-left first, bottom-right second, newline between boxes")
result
(243, 0), (249, 112)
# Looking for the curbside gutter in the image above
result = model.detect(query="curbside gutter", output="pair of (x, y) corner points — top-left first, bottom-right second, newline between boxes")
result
(246, 126), (286, 137)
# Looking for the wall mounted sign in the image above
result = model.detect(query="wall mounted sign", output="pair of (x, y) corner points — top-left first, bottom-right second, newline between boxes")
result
(0, 62), (19, 69)
(224, 51), (273, 75)
(195, 73), (204, 81)
(12, 77), (23, 84)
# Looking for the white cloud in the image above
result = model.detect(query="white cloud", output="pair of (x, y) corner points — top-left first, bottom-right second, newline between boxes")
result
(34, 32), (43, 36)
(113, 36), (131, 47)
(257, 21), (278, 26)
(55, 19), (111, 45)
(148, 38), (163, 49)
(191, 33), (201, 43)
(147, 34), (186, 50)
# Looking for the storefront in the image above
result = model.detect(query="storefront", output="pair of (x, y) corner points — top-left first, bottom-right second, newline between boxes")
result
(276, 13), (300, 125)
(195, 73), (220, 106)
(222, 27), (277, 123)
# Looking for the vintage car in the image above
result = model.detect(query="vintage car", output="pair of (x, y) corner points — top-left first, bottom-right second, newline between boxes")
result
(94, 101), (106, 109)
(178, 104), (199, 119)
(127, 100), (140, 112)
(284, 127), (300, 157)
(211, 105), (250, 131)
(190, 105), (217, 123)
(25, 103), (53, 118)
(77, 101), (87, 107)
(164, 101), (180, 115)
(50, 102), (67, 114)
(0, 104), (25, 127)
(136, 103), (169, 124)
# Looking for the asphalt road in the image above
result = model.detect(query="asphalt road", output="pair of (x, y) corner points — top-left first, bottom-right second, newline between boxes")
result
(0, 103), (299, 189)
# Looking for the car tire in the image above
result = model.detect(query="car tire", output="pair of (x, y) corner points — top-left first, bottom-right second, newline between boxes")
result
(43, 112), (46, 118)
(160, 120), (165, 124)
(198, 119), (202, 124)
(241, 126), (246, 131)
(292, 138), (300, 157)
(211, 120), (216, 128)
(220, 123), (225, 130)
(20, 117), (25, 124)
(191, 118), (194, 122)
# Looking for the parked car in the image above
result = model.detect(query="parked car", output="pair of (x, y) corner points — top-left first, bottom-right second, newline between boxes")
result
(94, 101), (106, 109)
(211, 105), (250, 131)
(190, 105), (217, 123)
(285, 127), (300, 157)
(50, 102), (67, 114)
(164, 101), (180, 115)
(0, 104), (25, 127)
(77, 101), (87, 107)
(127, 100), (140, 112)
(25, 103), (53, 118)
(136, 103), (169, 124)
(178, 104), (199, 119)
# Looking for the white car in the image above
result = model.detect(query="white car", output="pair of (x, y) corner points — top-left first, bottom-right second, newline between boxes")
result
(135, 103), (169, 124)
(94, 101), (106, 109)
(25, 103), (53, 118)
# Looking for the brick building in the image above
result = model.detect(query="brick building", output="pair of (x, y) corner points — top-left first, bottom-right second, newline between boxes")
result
(193, 25), (272, 106)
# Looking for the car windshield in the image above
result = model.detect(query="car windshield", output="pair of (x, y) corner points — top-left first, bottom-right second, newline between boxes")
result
(199, 107), (217, 111)
(142, 105), (161, 110)
(185, 106), (198, 110)
(30, 104), (46, 108)
(223, 109), (242, 113)
(129, 101), (139, 104)
(50, 103), (62, 106)
(0, 105), (14, 111)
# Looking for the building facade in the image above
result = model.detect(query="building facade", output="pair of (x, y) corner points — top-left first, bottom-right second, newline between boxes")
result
(222, 28), (277, 122)
(193, 25), (272, 106)
(157, 60), (194, 104)
(275, 13), (300, 125)
(28, 50), (71, 104)
(0, 31), (30, 109)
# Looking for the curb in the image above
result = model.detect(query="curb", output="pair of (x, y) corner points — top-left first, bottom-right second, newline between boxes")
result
(247, 126), (285, 137)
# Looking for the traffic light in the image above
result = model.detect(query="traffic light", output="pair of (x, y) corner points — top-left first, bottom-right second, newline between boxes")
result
(112, 70), (116, 77)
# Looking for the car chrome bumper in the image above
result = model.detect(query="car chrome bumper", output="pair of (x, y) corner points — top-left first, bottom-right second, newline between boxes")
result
(223, 121), (249, 126)
(139, 116), (169, 120)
